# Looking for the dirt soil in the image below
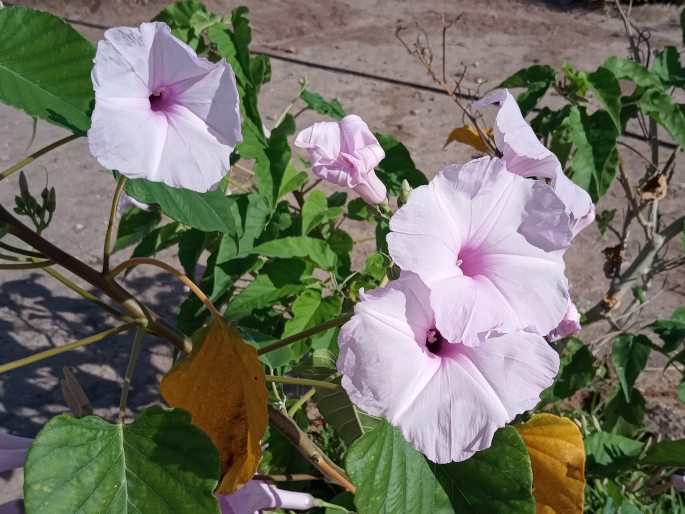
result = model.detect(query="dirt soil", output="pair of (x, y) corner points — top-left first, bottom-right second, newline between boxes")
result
(1, 0), (685, 501)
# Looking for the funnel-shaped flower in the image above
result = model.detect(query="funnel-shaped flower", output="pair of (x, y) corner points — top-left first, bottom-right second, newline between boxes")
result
(218, 479), (315, 514)
(294, 115), (387, 204)
(474, 89), (595, 241)
(388, 157), (570, 346)
(338, 272), (559, 463)
(89, 22), (242, 192)
(0, 433), (32, 473)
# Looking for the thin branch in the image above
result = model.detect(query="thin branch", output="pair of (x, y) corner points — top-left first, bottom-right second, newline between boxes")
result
(257, 313), (352, 355)
(119, 325), (146, 423)
(102, 176), (127, 273)
(0, 134), (80, 182)
(265, 375), (341, 391)
(268, 405), (356, 493)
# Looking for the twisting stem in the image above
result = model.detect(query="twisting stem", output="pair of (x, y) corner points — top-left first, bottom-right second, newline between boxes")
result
(0, 322), (140, 374)
(0, 260), (53, 270)
(110, 257), (221, 318)
(0, 134), (80, 182)
(268, 405), (356, 493)
(288, 387), (317, 417)
(0, 203), (192, 353)
(257, 313), (352, 355)
(265, 375), (341, 391)
(103, 176), (127, 273)
(119, 325), (146, 423)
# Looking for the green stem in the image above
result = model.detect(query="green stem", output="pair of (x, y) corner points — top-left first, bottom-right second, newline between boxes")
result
(119, 325), (146, 423)
(314, 500), (352, 513)
(287, 387), (317, 417)
(257, 313), (352, 355)
(265, 375), (341, 390)
(0, 322), (140, 373)
(0, 260), (53, 270)
(0, 241), (43, 258)
(227, 177), (250, 193)
(103, 176), (127, 274)
(0, 134), (80, 182)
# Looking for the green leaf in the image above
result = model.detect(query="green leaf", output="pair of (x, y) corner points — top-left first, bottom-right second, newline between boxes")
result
(603, 387), (645, 437)
(24, 406), (221, 514)
(131, 222), (185, 259)
(278, 163), (308, 198)
(564, 106), (619, 202)
(641, 439), (685, 466)
(299, 89), (346, 120)
(611, 334), (651, 402)
(584, 66), (622, 131)
(596, 209), (616, 238)
(283, 290), (342, 338)
(653, 47), (685, 87)
(636, 86), (685, 149)
(346, 421), (535, 514)
(254, 115), (296, 209)
(249, 236), (337, 271)
(0, 7), (95, 133)
(240, 327), (292, 369)
(374, 133), (428, 195)
(113, 206), (162, 252)
(301, 190), (343, 235)
(584, 431), (644, 478)
(499, 65), (557, 115)
(544, 338), (596, 401)
(124, 178), (239, 235)
(602, 56), (656, 88)
(650, 306), (685, 353)
(226, 258), (307, 315)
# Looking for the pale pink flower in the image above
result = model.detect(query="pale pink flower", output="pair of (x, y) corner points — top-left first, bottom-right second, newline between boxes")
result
(294, 115), (387, 204)
(337, 272), (559, 463)
(88, 22), (242, 192)
(116, 192), (151, 219)
(547, 300), (582, 342)
(0, 433), (31, 473)
(217, 479), (315, 514)
(671, 475), (685, 491)
(387, 157), (570, 346)
(0, 500), (23, 514)
(474, 89), (595, 242)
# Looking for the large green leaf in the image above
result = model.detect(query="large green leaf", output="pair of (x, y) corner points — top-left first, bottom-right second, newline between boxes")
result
(249, 236), (337, 271)
(301, 190), (343, 235)
(254, 115), (296, 209)
(564, 106), (619, 202)
(584, 66), (622, 131)
(0, 7), (95, 133)
(584, 431), (644, 478)
(652, 47), (685, 88)
(541, 338), (596, 402)
(636, 86), (685, 149)
(346, 421), (535, 514)
(226, 258), (308, 315)
(283, 289), (343, 338)
(124, 178), (238, 235)
(499, 64), (557, 115)
(611, 334), (651, 402)
(154, 0), (209, 52)
(603, 387), (645, 437)
(640, 439), (685, 466)
(24, 406), (221, 514)
(374, 134), (428, 195)
(602, 56), (656, 88)
(113, 206), (162, 252)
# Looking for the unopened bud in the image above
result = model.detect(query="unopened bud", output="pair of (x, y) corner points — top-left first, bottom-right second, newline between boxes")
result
(398, 179), (412, 207)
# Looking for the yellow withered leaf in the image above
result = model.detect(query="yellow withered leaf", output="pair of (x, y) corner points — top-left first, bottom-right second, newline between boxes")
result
(516, 413), (586, 514)
(160, 316), (268, 494)
(443, 125), (493, 153)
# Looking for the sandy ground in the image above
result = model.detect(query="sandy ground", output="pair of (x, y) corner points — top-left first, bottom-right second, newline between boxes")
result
(1, 0), (685, 501)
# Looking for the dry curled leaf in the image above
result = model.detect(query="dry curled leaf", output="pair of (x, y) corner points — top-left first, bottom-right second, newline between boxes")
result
(602, 244), (624, 278)
(443, 125), (493, 153)
(161, 316), (268, 494)
(516, 413), (586, 514)
(639, 173), (667, 201)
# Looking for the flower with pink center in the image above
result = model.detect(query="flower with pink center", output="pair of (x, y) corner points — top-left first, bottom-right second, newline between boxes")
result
(547, 300), (582, 342)
(294, 115), (387, 204)
(474, 89), (595, 242)
(217, 479), (315, 514)
(337, 272), (559, 463)
(0, 432), (31, 473)
(88, 22), (242, 192)
(387, 157), (570, 346)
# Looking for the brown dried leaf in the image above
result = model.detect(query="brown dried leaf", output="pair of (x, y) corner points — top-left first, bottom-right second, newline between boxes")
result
(516, 413), (586, 514)
(443, 125), (493, 152)
(160, 316), (268, 494)
(639, 173), (667, 201)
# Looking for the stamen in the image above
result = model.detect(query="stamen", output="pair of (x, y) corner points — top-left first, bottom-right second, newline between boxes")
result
(425, 328), (443, 355)
(455, 259), (463, 267)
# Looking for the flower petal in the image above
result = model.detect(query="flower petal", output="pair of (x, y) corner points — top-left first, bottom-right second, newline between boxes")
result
(547, 300), (582, 342)
(338, 273), (560, 464)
